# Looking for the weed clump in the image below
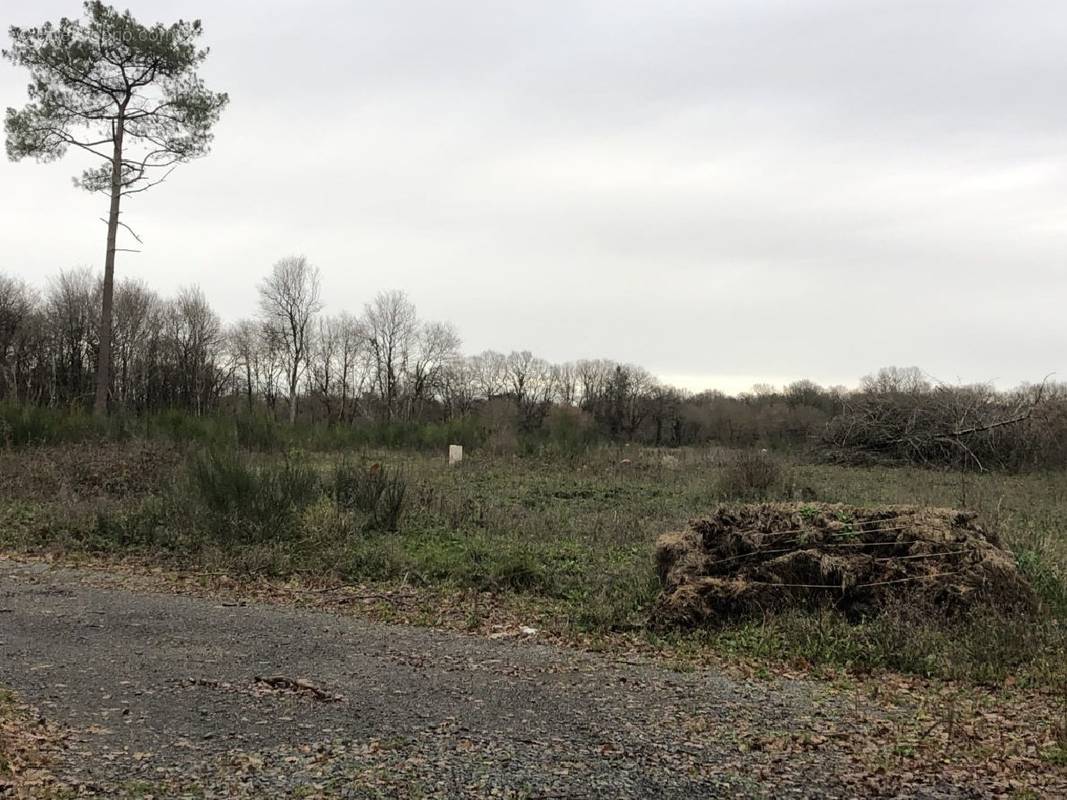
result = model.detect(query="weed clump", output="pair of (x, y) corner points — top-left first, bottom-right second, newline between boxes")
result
(189, 449), (318, 544)
(717, 450), (784, 499)
(333, 460), (384, 513)
(332, 460), (407, 532)
(369, 468), (406, 532)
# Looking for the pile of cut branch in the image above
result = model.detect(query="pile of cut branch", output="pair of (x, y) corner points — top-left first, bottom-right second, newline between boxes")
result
(821, 381), (1047, 470)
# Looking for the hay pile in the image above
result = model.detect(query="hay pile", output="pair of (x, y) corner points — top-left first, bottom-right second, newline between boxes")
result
(654, 503), (1036, 626)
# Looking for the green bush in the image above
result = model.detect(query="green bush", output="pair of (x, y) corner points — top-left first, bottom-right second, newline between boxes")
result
(542, 406), (598, 457)
(332, 459), (408, 532)
(188, 449), (319, 544)
(91, 497), (181, 551)
(235, 413), (283, 451)
(340, 530), (552, 594)
(0, 403), (104, 447)
(367, 467), (406, 532)
(148, 408), (217, 445)
(0, 405), (526, 455)
(333, 459), (388, 513)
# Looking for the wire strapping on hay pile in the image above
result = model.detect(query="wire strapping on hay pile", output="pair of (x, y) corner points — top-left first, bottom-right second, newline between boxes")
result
(654, 503), (1038, 623)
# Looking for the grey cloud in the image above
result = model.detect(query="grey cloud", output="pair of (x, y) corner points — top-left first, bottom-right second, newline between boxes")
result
(2, 0), (1064, 392)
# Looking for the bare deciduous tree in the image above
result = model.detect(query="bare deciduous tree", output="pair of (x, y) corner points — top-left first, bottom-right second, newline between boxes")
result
(505, 350), (556, 429)
(860, 366), (931, 395)
(575, 359), (614, 411)
(326, 312), (369, 422)
(310, 315), (340, 421)
(0, 275), (36, 401)
(824, 375), (1049, 470)
(408, 321), (461, 419)
(310, 313), (373, 422)
(440, 358), (477, 418)
(4, 263), (1066, 467)
(111, 279), (159, 410)
(227, 319), (262, 415)
(165, 286), (223, 415)
(469, 350), (508, 401)
(552, 361), (579, 407)
(362, 290), (417, 421)
(46, 267), (100, 405)
(258, 256), (322, 424)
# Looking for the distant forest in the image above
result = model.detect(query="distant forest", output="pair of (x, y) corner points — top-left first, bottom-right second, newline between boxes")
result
(1, 262), (1063, 470)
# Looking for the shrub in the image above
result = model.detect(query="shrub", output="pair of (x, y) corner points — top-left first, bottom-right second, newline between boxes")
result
(149, 408), (216, 445)
(91, 497), (181, 551)
(821, 381), (1067, 471)
(544, 406), (597, 457)
(0, 403), (103, 447)
(707, 595), (1065, 683)
(235, 413), (282, 451)
(339, 531), (551, 593)
(188, 449), (319, 544)
(368, 467), (406, 532)
(332, 459), (407, 532)
(717, 449), (784, 499)
(481, 398), (520, 456)
(333, 460), (386, 513)
(486, 549), (546, 591)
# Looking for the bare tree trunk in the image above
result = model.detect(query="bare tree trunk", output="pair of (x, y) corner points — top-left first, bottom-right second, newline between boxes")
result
(245, 360), (253, 415)
(340, 363), (349, 424)
(288, 369), (298, 424)
(94, 119), (124, 418)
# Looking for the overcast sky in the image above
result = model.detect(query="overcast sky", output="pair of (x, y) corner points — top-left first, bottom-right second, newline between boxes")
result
(2, 1), (1064, 394)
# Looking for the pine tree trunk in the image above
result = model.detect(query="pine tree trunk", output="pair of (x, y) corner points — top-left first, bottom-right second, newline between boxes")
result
(94, 120), (125, 418)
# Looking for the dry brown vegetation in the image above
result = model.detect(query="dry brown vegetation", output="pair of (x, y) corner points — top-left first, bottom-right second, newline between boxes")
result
(655, 503), (1037, 625)
(0, 689), (64, 796)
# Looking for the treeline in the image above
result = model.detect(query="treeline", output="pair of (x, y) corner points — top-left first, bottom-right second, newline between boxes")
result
(1, 264), (1064, 468)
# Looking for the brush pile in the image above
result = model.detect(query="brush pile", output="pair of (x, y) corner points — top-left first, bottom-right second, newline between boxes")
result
(654, 503), (1036, 625)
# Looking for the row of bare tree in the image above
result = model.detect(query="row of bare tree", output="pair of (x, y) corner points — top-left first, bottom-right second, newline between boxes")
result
(0, 260), (666, 435)
(2, 265), (1063, 467)
(0, 268), (225, 413)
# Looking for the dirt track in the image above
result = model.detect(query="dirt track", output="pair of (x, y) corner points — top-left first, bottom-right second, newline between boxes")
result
(0, 558), (978, 798)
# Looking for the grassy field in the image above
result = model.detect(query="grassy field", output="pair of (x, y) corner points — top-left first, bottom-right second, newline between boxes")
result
(0, 441), (1064, 684)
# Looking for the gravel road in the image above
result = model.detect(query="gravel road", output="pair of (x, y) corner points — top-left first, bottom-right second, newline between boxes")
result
(0, 558), (975, 798)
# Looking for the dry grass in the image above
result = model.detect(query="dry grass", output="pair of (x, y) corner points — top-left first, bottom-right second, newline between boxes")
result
(0, 442), (1064, 682)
